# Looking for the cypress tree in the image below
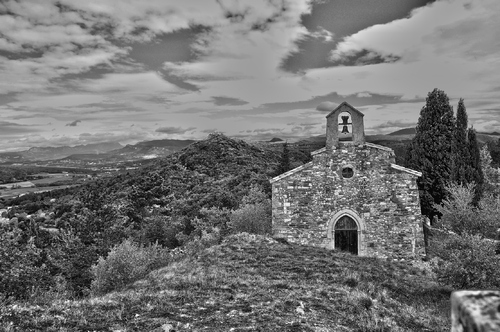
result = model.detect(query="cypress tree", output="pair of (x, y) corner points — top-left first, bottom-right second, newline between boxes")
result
(453, 98), (470, 185)
(405, 88), (455, 220)
(278, 142), (290, 174)
(467, 128), (484, 203)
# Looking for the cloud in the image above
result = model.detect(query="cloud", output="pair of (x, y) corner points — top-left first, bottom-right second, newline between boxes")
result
(309, 27), (334, 42)
(0, 120), (41, 134)
(76, 72), (182, 96)
(212, 96), (248, 106)
(316, 101), (338, 112)
(66, 120), (82, 126)
(155, 126), (196, 134)
(329, 0), (500, 66)
(162, 0), (312, 101)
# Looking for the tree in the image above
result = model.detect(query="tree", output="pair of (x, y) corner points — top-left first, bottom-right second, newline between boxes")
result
(405, 88), (456, 220)
(452, 98), (470, 185)
(278, 142), (290, 174)
(486, 138), (500, 168)
(467, 128), (484, 203)
(432, 183), (500, 289)
(480, 145), (499, 188)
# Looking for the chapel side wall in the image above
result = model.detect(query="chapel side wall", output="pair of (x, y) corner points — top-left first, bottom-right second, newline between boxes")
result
(272, 162), (331, 248)
(272, 143), (425, 260)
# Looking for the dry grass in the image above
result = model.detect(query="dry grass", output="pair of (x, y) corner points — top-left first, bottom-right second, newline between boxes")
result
(0, 233), (451, 331)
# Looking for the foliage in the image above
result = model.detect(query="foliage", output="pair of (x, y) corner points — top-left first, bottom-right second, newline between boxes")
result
(90, 239), (170, 295)
(452, 98), (470, 185)
(228, 184), (272, 235)
(432, 233), (500, 289)
(229, 202), (272, 235)
(467, 128), (484, 202)
(435, 183), (500, 238)
(0, 133), (305, 301)
(434, 183), (477, 236)
(277, 142), (290, 175)
(487, 138), (500, 168)
(46, 231), (99, 297)
(1, 234), (451, 331)
(405, 89), (456, 219)
(433, 183), (500, 289)
(0, 167), (28, 184)
(480, 144), (500, 196)
(0, 227), (52, 300)
(137, 213), (182, 248)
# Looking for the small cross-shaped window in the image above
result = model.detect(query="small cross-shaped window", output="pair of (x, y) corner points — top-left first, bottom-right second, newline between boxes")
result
(342, 167), (354, 178)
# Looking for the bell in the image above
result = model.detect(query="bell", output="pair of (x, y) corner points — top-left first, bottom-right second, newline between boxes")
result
(340, 115), (350, 134)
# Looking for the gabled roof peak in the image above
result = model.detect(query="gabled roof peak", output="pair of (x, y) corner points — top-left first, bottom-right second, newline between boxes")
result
(325, 101), (365, 119)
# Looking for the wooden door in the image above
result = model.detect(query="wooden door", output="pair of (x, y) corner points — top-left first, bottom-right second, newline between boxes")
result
(334, 216), (358, 255)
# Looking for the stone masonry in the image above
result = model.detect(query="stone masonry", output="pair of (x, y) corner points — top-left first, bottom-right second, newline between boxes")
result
(270, 102), (425, 260)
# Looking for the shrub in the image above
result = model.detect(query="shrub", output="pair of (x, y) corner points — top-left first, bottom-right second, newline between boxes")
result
(229, 201), (272, 235)
(432, 233), (500, 289)
(0, 228), (52, 300)
(435, 183), (500, 239)
(47, 231), (99, 297)
(90, 239), (170, 295)
(139, 214), (181, 249)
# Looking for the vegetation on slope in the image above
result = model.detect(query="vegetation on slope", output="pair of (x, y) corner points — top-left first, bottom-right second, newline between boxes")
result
(0, 233), (451, 332)
(0, 133), (310, 299)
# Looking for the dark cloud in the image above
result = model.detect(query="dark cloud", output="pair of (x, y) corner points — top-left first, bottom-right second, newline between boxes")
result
(158, 69), (199, 91)
(316, 101), (338, 112)
(212, 96), (249, 106)
(282, 0), (432, 72)
(0, 121), (23, 128)
(0, 93), (18, 106)
(256, 92), (404, 115)
(66, 120), (82, 127)
(155, 126), (196, 134)
(0, 120), (41, 134)
(330, 49), (401, 67)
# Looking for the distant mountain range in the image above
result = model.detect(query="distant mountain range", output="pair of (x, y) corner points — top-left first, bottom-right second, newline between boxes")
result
(59, 139), (197, 164)
(0, 139), (196, 164)
(0, 142), (122, 163)
(387, 128), (416, 136)
(1, 128), (498, 165)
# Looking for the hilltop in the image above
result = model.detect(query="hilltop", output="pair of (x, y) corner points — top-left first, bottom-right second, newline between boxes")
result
(1, 233), (451, 331)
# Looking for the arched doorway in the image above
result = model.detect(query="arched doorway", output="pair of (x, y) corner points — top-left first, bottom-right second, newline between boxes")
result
(334, 215), (358, 254)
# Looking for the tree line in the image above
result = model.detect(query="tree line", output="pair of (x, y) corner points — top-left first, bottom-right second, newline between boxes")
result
(405, 88), (500, 289)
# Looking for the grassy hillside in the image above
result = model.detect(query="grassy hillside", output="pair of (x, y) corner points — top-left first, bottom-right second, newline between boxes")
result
(1, 234), (451, 331)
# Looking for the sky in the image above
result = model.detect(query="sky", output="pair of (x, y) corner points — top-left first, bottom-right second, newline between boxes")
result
(1, 0), (500, 151)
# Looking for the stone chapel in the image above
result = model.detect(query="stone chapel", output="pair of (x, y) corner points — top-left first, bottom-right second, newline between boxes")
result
(270, 102), (425, 260)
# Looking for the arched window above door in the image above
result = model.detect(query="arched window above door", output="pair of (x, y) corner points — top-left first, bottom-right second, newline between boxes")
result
(334, 215), (357, 230)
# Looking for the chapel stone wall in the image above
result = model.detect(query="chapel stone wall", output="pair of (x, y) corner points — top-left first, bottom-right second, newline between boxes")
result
(272, 143), (425, 260)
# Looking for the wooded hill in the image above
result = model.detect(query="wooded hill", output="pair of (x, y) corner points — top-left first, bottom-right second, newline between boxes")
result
(0, 133), (311, 300)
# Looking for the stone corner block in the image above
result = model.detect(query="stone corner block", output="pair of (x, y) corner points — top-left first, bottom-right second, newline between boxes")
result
(451, 290), (500, 332)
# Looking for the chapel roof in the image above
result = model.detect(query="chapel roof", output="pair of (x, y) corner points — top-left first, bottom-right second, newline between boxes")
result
(270, 142), (421, 183)
(325, 101), (365, 119)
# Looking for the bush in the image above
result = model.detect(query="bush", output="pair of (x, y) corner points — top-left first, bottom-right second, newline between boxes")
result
(435, 183), (500, 239)
(432, 233), (500, 289)
(0, 228), (52, 300)
(47, 231), (99, 297)
(138, 214), (181, 249)
(90, 239), (170, 295)
(229, 201), (272, 235)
